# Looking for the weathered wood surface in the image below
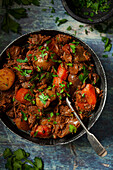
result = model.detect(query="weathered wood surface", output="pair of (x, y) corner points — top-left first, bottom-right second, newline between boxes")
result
(0, 0), (113, 169)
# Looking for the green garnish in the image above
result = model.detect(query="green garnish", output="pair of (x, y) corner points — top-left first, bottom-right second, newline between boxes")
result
(21, 111), (27, 121)
(78, 65), (89, 83)
(85, 29), (88, 35)
(55, 17), (59, 23)
(53, 121), (57, 124)
(17, 57), (28, 63)
(70, 44), (76, 53)
(57, 19), (68, 26)
(46, 40), (51, 45)
(39, 46), (43, 49)
(34, 131), (38, 137)
(56, 113), (60, 116)
(67, 26), (72, 31)
(90, 12), (94, 17)
(14, 65), (32, 77)
(39, 49), (47, 59)
(82, 93), (85, 98)
(28, 54), (32, 56)
(66, 63), (73, 67)
(24, 93), (33, 102)
(39, 74), (46, 81)
(60, 89), (64, 93)
(66, 93), (70, 97)
(51, 0), (54, 4)
(84, 12), (89, 15)
(69, 124), (77, 133)
(88, 18), (93, 22)
(34, 56), (37, 61)
(3, 148), (43, 169)
(72, 0), (110, 16)
(101, 36), (112, 52)
(79, 25), (84, 28)
(46, 46), (49, 51)
(13, 97), (15, 102)
(50, 112), (54, 117)
(7, 52), (11, 58)
(37, 66), (41, 71)
(103, 54), (108, 58)
(39, 93), (50, 105)
(51, 7), (55, 13)
(42, 8), (47, 11)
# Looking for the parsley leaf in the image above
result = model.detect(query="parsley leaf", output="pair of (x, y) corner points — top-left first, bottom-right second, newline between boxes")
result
(17, 57), (28, 63)
(69, 124), (77, 133)
(57, 19), (68, 26)
(39, 93), (50, 105)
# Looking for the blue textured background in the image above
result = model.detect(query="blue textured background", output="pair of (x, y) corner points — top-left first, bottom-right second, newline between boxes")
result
(0, 0), (113, 169)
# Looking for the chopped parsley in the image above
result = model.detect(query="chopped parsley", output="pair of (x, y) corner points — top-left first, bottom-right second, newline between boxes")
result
(101, 36), (112, 52)
(34, 131), (38, 136)
(82, 93), (85, 98)
(37, 66), (41, 71)
(57, 19), (68, 26)
(39, 93), (50, 105)
(70, 44), (76, 53)
(53, 121), (57, 124)
(21, 111), (27, 121)
(34, 56), (37, 61)
(88, 18), (93, 22)
(28, 54), (32, 57)
(103, 54), (108, 58)
(46, 40), (51, 45)
(56, 112), (60, 116)
(24, 93), (33, 102)
(39, 49), (47, 59)
(14, 65), (32, 77)
(55, 17), (59, 23)
(67, 26), (72, 31)
(79, 65), (89, 83)
(50, 112), (54, 117)
(66, 63), (73, 67)
(7, 52), (11, 58)
(51, 7), (55, 13)
(69, 124), (77, 133)
(17, 57), (28, 63)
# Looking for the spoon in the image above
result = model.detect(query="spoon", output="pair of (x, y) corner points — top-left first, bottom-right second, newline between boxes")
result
(66, 97), (107, 157)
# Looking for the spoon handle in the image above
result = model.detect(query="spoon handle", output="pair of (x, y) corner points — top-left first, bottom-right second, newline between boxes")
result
(87, 132), (107, 157)
(66, 97), (107, 157)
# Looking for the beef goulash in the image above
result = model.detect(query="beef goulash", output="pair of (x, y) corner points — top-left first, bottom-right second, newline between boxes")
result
(0, 33), (102, 139)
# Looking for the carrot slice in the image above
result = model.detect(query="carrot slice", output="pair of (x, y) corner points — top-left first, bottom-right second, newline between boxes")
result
(81, 84), (96, 105)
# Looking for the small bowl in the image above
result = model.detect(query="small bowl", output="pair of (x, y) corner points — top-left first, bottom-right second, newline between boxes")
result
(0, 30), (107, 145)
(61, 0), (113, 24)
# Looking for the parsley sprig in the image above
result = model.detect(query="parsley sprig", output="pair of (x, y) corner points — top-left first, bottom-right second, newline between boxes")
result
(3, 148), (43, 170)
(79, 65), (89, 83)
(1, 0), (40, 33)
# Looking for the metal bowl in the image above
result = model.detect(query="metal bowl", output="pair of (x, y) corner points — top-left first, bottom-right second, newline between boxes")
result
(61, 0), (113, 24)
(0, 30), (107, 145)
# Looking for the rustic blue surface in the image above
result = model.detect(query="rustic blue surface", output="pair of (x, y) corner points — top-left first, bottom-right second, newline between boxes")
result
(0, 0), (113, 169)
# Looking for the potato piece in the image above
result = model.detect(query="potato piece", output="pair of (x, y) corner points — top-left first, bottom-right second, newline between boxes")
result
(33, 50), (57, 71)
(0, 68), (15, 91)
(35, 59), (55, 71)
(36, 89), (56, 109)
(14, 117), (30, 131)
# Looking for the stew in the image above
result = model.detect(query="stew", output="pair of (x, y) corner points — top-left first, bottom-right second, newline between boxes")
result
(0, 33), (102, 139)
